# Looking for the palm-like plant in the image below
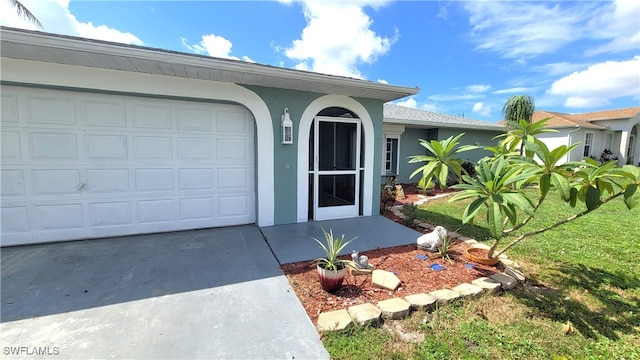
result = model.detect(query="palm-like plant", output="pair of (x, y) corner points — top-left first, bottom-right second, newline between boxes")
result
(496, 117), (557, 157)
(502, 95), (535, 126)
(408, 133), (478, 190)
(7, 0), (42, 28)
(312, 228), (357, 271)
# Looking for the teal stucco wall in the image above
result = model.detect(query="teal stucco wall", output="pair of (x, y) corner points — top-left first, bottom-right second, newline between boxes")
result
(396, 127), (502, 184)
(242, 85), (384, 224)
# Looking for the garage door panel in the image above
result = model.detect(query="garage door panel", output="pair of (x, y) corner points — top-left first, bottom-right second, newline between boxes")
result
(83, 100), (127, 127)
(85, 134), (128, 160)
(218, 194), (252, 219)
(137, 199), (174, 223)
(216, 109), (251, 133)
(179, 198), (213, 221)
(87, 169), (130, 193)
(179, 168), (213, 191)
(27, 96), (75, 125)
(1, 94), (18, 123)
(1, 207), (30, 233)
(178, 137), (212, 160)
(1, 86), (255, 245)
(217, 167), (251, 191)
(37, 204), (84, 230)
(32, 169), (80, 195)
(29, 133), (78, 160)
(216, 138), (252, 162)
(134, 136), (172, 160)
(132, 104), (171, 129)
(89, 201), (132, 227)
(1, 131), (22, 160)
(1, 170), (25, 197)
(177, 108), (212, 131)
(135, 169), (173, 192)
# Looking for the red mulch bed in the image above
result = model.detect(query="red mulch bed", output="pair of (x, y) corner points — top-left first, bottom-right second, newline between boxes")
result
(281, 185), (500, 325)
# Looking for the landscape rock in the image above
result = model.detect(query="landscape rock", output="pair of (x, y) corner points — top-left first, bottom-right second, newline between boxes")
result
(490, 273), (518, 290)
(348, 303), (381, 326)
(404, 293), (436, 311)
(452, 283), (484, 297)
(429, 289), (460, 304)
(377, 298), (411, 320)
(471, 277), (502, 294)
(372, 269), (401, 291)
(317, 309), (352, 332)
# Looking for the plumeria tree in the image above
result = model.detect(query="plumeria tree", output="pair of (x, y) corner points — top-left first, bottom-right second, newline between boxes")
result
(408, 133), (478, 191)
(414, 132), (640, 260)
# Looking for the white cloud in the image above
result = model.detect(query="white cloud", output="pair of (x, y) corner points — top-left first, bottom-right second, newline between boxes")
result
(492, 87), (531, 95)
(377, 79), (388, 84)
(466, 84), (490, 93)
(462, 1), (640, 59)
(586, 0), (640, 56)
(393, 97), (438, 112)
(472, 102), (492, 117)
(181, 34), (255, 62)
(284, 1), (397, 78)
(428, 93), (480, 102)
(548, 56), (640, 108)
(395, 97), (417, 108)
(0, 0), (142, 45)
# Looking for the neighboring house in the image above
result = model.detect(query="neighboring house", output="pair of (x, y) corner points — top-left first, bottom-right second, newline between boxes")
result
(531, 108), (640, 166)
(0, 27), (418, 246)
(382, 104), (504, 183)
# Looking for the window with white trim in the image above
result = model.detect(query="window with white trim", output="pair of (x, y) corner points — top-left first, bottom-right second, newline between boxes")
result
(583, 132), (594, 157)
(384, 136), (399, 175)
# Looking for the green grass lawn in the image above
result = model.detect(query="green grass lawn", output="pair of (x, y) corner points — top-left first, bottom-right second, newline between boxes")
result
(323, 190), (640, 359)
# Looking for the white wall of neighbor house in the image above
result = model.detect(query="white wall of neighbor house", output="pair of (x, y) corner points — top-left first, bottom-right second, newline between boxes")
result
(1, 58), (276, 245)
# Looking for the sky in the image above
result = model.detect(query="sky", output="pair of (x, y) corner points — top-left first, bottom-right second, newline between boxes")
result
(1, 0), (639, 122)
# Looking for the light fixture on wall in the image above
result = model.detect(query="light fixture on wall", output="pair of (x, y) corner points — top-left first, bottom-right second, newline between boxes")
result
(281, 107), (293, 144)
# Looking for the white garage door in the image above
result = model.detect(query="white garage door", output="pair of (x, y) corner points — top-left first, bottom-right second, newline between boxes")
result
(1, 86), (255, 246)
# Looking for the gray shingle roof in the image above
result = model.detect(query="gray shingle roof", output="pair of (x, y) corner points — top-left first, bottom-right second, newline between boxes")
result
(384, 104), (504, 130)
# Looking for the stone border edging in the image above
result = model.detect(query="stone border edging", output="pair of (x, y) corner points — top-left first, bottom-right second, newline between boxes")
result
(317, 233), (525, 332)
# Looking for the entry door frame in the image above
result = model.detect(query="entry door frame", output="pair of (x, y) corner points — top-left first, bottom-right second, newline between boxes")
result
(312, 116), (361, 221)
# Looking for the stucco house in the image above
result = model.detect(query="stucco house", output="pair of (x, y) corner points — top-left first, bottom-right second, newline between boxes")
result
(0, 27), (418, 246)
(382, 104), (503, 184)
(531, 108), (640, 166)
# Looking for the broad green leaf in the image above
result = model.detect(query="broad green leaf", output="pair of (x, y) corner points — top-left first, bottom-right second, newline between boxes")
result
(462, 198), (486, 223)
(539, 173), (551, 198)
(585, 186), (601, 211)
(486, 202), (504, 240)
(624, 183), (639, 209)
(550, 172), (571, 201)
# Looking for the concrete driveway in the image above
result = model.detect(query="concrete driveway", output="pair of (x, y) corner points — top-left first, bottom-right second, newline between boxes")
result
(0, 225), (328, 359)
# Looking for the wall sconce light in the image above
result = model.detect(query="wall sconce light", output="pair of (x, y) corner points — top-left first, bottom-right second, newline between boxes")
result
(281, 107), (293, 144)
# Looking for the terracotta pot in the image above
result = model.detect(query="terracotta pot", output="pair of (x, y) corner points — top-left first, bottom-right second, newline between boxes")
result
(317, 264), (347, 292)
(464, 247), (500, 266)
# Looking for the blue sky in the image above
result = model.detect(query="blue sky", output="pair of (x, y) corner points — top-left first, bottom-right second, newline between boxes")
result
(2, 0), (639, 122)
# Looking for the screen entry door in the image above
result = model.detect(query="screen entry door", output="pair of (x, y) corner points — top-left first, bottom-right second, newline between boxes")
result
(313, 116), (361, 220)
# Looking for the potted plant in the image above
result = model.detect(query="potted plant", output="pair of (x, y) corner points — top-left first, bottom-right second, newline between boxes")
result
(312, 228), (358, 292)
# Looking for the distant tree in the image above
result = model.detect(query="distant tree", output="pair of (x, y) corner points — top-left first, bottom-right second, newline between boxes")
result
(502, 95), (535, 127)
(7, 0), (43, 29)
(501, 95), (537, 156)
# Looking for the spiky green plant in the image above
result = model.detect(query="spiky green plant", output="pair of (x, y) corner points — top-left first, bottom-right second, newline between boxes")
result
(312, 228), (358, 271)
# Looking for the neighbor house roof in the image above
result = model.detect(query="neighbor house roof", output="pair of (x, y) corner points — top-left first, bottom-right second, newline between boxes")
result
(531, 107), (640, 130)
(383, 103), (504, 131)
(0, 27), (418, 102)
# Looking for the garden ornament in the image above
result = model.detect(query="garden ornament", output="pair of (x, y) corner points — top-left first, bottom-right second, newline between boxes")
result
(417, 226), (447, 252)
(351, 250), (369, 269)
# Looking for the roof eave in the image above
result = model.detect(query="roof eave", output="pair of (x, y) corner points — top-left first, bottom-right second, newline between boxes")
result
(0, 27), (419, 102)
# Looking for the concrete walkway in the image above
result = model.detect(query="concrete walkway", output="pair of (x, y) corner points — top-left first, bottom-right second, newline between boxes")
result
(261, 215), (422, 264)
(1, 225), (328, 359)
